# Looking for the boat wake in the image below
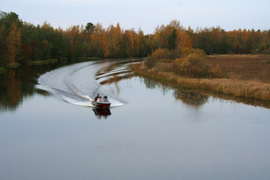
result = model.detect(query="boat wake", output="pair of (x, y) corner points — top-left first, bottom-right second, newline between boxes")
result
(37, 60), (134, 108)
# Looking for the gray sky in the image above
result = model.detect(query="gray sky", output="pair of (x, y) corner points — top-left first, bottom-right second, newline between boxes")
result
(1, 0), (270, 34)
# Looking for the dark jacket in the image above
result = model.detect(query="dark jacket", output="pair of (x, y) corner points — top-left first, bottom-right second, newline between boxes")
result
(94, 95), (99, 101)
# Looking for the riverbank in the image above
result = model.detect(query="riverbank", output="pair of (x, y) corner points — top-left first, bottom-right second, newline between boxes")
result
(0, 57), (103, 75)
(131, 54), (270, 101)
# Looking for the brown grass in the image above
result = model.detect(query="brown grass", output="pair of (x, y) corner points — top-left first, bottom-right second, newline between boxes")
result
(131, 55), (270, 101)
(206, 54), (270, 83)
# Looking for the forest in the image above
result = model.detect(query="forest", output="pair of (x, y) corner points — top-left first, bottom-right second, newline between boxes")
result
(1, 11), (270, 67)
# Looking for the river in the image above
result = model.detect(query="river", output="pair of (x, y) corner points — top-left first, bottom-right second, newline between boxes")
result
(1, 58), (270, 180)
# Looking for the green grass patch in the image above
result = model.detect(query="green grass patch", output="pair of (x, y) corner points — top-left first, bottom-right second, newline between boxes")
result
(0, 67), (7, 75)
(25, 59), (59, 65)
(48, 59), (59, 63)
(5, 63), (21, 68)
(86, 57), (102, 60)
(29, 60), (49, 65)
(74, 57), (102, 62)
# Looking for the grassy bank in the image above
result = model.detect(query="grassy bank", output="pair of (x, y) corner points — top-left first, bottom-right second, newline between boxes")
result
(131, 54), (270, 101)
(25, 59), (59, 65)
(0, 67), (7, 75)
(5, 63), (21, 68)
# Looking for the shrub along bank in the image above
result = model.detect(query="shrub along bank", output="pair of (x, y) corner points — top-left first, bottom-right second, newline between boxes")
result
(132, 48), (270, 101)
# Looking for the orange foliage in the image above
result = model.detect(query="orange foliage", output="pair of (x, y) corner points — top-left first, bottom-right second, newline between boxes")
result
(5, 23), (21, 64)
(176, 31), (192, 50)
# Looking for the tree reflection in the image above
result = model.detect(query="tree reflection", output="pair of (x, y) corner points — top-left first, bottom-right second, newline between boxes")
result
(143, 78), (170, 95)
(143, 78), (156, 89)
(0, 70), (22, 112)
(141, 76), (209, 107)
(0, 67), (49, 113)
(173, 90), (209, 107)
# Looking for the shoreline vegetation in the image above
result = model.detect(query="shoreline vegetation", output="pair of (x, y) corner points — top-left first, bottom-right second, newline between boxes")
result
(1, 11), (270, 102)
(1, 11), (270, 72)
(131, 51), (270, 102)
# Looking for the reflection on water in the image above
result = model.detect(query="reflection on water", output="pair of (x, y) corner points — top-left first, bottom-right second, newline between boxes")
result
(92, 108), (112, 119)
(0, 68), (48, 112)
(143, 78), (170, 94)
(174, 89), (209, 107)
(0, 62), (69, 113)
(140, 76), (209, 107)
(138, 73), (270, 109)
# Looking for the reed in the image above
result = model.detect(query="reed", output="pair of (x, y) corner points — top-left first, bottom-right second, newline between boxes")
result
(5, 63), (21, 68)
(131, 57), (270, 101)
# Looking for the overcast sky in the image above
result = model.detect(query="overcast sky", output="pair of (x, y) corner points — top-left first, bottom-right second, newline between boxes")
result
(1, 0), (270, 34)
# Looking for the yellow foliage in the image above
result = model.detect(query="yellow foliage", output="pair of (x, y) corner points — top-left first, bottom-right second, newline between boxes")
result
(174, 53), (209, 77)
(5, 23), (21, 64)
(192, 48), (206, 58)
(182, 47), (192, 56)
(150, 48), (169, 60)
(176, 31), (192, 50)
(208, 65), (223, 78)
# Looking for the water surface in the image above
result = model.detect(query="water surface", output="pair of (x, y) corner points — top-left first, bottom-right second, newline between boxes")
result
(0, 59), (270, 180)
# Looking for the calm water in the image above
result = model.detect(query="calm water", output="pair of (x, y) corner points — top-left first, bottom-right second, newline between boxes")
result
(0, 59), (270, 180)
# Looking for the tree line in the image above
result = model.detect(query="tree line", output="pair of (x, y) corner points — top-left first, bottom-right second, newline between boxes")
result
(1, 11), (270, 67)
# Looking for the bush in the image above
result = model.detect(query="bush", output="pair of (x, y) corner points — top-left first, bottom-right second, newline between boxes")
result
(145, 48), (169, 69)
(150, 48), (169, 60)
(144, 55), (157, 69)
(181, 48), (206, 57)
(262, 48), (270, 55)
(252, 49), (260, 54)
(175, 53), (209, 78)
(192, 48), (206, 58)
(182, 47), (192, 56)
(168, 47), (182, 59)
(208, 65), (223, 78)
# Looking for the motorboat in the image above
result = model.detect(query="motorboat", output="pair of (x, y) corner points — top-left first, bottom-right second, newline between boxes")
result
(92, 101), (111, 108)
(92, 95), (111, 108)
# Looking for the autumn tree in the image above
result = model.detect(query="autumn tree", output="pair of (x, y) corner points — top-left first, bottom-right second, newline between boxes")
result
(39, 40), (52, 59)
(85, 22), (95, 35)
(167, 29), (177, 50)
(100, 29), (109, 58)
(136, 28), (146, 56)
(153, 20), (183, 50)
(90, 23), (104, 57)
(176, 31), (192, 53)
(107, 23), (122, 57)
(123, 29), (135, 57)
(4, 23), (21, 65)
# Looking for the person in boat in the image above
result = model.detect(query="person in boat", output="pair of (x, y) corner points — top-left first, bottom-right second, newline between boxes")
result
(103, 96), (109, 102)
(97, 96), (104, 102)
(94, 93), (100, 101)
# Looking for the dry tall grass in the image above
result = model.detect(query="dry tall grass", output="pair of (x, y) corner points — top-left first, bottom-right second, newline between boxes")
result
(206, 54), (270, 83)
(131, 55), (270, 101)
(157, 72), (270, 101)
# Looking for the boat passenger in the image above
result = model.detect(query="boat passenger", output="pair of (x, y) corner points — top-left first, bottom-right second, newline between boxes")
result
(103, 96), (109, 102)
(94, 93), (100, 101)
(97, 96), (104, 102)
